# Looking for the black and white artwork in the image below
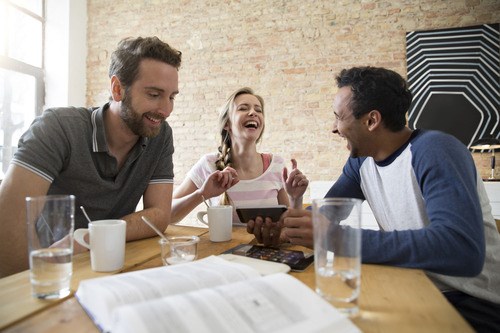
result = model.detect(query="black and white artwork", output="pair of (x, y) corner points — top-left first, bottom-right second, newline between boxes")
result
(406, 24), (499, 147)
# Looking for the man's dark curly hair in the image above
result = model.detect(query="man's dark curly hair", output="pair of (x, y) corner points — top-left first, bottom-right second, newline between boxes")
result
(335, 66), (412, 132)
(109, 36), (182, 89)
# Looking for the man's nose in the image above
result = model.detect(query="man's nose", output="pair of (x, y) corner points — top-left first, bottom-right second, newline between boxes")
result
(159, 99), (174, 118)
(332, 121), (339, 134)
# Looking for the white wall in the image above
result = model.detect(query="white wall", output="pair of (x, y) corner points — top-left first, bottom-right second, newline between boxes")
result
(484, 182), (500, 220)
(45, 0), (87, 108)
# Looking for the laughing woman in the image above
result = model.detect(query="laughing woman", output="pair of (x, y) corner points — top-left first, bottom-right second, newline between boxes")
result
(171, 87), (308, 241)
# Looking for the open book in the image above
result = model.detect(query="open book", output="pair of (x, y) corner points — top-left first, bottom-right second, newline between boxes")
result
(75, 256), (360, 333)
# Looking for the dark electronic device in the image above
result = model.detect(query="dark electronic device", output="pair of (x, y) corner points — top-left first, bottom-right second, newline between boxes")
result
(223, 244), (314, 272)
(236, 205), (287, 223)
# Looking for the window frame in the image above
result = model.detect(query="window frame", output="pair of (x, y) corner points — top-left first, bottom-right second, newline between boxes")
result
(0, 0), (45, 176)
(1, 0), (46, 115)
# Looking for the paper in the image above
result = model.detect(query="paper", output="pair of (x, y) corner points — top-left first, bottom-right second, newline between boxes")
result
(218, 254), (291, 275)
(75, 256), (360, 333)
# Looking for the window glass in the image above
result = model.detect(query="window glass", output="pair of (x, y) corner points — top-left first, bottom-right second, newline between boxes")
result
(0, 0), (43, 179)
(8, 7), (43, 67)
(0, 69), (36, 177)
(11, 0), (43, 16)
(0, 2), (5, 56)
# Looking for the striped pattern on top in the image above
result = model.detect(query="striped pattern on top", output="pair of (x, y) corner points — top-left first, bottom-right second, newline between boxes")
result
(187, 153), (286, 224)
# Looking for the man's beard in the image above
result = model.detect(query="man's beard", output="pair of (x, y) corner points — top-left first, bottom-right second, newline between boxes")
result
(120, 93), (162, 138)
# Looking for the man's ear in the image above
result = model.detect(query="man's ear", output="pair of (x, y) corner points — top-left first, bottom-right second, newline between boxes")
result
(366, 110), (382, 131)
(110, 76), (124, 102)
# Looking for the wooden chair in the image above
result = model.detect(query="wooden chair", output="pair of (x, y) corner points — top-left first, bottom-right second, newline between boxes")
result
(496, 219), (500, 233)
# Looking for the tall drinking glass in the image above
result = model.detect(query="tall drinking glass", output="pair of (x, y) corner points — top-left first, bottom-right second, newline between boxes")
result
(26, 195), (75, 299)
(312, 197), (362, 316)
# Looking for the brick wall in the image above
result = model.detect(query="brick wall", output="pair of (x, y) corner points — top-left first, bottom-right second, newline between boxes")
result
(86, 0), (500, 202)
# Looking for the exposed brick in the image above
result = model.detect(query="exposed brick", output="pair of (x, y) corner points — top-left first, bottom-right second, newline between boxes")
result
(87, 0), (500, 193)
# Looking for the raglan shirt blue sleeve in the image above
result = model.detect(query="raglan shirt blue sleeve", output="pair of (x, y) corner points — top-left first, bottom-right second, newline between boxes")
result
(361, 132), (485, 276)
(325, 157), (366, 200)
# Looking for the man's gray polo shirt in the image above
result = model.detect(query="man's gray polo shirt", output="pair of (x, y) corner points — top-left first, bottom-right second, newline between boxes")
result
(12, 103), (174, 229)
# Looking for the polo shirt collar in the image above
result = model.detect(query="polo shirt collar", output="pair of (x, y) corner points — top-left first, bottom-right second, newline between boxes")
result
(91, 103), (149, 153)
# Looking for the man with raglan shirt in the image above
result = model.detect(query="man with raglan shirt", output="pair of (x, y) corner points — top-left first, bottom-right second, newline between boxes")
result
(248, 67), (500, 332)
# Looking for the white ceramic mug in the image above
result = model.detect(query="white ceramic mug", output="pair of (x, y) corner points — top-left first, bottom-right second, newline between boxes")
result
(197, 205), (232, 242)
(74, 219), (126, 272)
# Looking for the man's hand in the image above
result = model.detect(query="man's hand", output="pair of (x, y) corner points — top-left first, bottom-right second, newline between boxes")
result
(246, 208), (313, 248)
(282, 209), (314, 248)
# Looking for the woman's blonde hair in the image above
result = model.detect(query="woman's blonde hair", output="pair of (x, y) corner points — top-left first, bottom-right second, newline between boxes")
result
(215, 87), (265, 205)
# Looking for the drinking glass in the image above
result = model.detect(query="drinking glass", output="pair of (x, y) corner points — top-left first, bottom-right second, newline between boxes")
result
(159, 236), (199, 265)
(26, 195), (75, 299)
(312, 197), (362, 316)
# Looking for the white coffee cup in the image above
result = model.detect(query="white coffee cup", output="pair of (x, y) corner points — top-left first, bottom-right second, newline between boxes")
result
(197, 205), (232, 242)
(74, 219), (126, 272)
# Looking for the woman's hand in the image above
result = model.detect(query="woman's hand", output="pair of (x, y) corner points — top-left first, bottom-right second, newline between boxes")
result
(246, 208), (313, 248)
(200, 167), (239, 198)
(283, 159), (309, 200)
(246, 216), (285, 247)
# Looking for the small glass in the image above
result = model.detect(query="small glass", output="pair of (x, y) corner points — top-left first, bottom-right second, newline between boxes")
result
(159, 236), (199, 265)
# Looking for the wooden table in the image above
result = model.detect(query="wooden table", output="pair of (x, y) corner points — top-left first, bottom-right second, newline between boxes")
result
(0, 225), (473, 333)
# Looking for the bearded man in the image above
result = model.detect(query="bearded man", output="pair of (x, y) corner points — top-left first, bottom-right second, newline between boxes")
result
(0, 37), (182, 277)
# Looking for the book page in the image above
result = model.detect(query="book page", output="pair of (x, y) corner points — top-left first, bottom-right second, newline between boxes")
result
(111, 273), (360, 333)
(75, 256), (261, 332)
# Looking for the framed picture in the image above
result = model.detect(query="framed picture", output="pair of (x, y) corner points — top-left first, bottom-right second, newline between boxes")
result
(406, 24), (499, 147)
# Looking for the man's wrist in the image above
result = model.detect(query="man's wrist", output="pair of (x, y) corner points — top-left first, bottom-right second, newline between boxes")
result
(289, 196), (304, 209)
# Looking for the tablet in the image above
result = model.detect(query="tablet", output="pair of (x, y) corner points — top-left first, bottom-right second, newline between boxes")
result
(236, 205), (287, 223)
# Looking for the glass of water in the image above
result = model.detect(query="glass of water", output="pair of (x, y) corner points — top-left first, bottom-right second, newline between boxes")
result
(312, 197), (362, 316)
(26, 195), (75, 299)
(159, 236), (199, 265)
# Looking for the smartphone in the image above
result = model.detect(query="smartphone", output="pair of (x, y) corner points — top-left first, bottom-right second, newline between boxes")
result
(235, 205), (287, 223)
(223, 244), (314, 272)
